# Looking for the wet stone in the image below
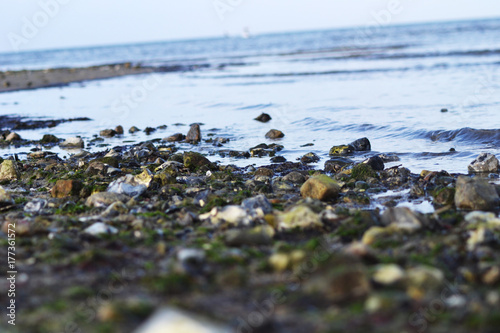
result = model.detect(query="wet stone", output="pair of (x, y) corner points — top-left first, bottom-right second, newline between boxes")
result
(254, 113), (272, 123)
(59, 137), (84, 148)
(300, 152), (320, 164)
(468, 153), (499, 173)
(282, 171), (307, 184)
(265, 129), (284, 139)
(100, 129), (117, 138)
(186, 124), (201, 143)
(300, 175), (340, 201)
(164, 133), (185, 142)
(455, 176), (500, 211)
(362, 156), (385, 171)
(350, 137), (371, 151)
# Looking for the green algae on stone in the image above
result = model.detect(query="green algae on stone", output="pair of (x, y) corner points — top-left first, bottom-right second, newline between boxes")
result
(329, 144), (354, 156)
(351, 163), (377, 181)
(183, 152), (213, 171)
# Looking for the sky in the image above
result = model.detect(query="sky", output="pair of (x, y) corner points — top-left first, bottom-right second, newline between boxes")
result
(0, 0), (499, 53)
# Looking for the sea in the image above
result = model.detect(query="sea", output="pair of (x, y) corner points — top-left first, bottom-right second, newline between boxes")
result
(0, 18), (500, 175)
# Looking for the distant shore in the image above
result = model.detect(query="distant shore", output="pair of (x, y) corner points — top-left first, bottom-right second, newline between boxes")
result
(0, 62), (157, 93)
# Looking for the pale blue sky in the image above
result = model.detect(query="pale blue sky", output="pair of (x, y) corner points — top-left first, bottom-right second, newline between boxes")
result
(1, 0), (499, 53)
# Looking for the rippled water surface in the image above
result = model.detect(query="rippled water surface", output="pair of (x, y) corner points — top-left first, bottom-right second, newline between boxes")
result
(1, 18), (500, 173)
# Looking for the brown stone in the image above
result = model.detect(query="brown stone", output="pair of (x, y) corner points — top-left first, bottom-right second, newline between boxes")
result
(265, 129), (284, 139)
(186, 124), (201, 143)
(300, 175), (339, 201)
(51, 180), (83, 198)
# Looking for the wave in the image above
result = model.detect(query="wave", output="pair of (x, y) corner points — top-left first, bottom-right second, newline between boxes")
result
(426, 128), (500, 145)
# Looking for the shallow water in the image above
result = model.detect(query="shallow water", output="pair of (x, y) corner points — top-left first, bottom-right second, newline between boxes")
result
(1, 18), (500, 174)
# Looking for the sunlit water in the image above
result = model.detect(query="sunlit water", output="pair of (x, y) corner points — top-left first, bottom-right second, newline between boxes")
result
(1, 18), (500, 174)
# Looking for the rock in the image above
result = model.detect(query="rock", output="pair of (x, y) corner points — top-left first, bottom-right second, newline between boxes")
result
(144, 127), (156, 135)
(41, 134), (59, 144)
(135, 169), (154, 187)
(211, 205), (251, 225)
(0, 186), (14, 206)
(362, 226), (393, 245)
(5, 132), (21, 142)
(115, 125), (124, 135)
(467, 227), (495, 250)
(432, 187), (455, 206)
(86, 192), (130, 208)
(101, 201), (129, 217)
(59, 137), (84, 148)
(350, 137), (371, 151)
(254, 113), (272, 123)
(406, 266), (444, 290)
(455, 176), (500, 211)
(129, 126), (141, 133)
(24, 199), (47, 213)
(268, 253), (290, 272)
(254, 167), (274, 177)
(134, 307), (231, 333)
(381, 207), (423, 232)
(304, 256), (371, 302)
(107, 174), (148, 197)
(300, 175), (339, 201)
(324, 157), (354, 173)
(270, 156), (287, 163)
(225, 226), (274, 246)
(279, 205), (322, 229)
(464, 211), (500, 226)
(468, 153), (499, 173)
(482, 266), (500, 285)
(329, 145), (354, 156)
(186, 124), (201, 143)
(100, 129), (117, 138)
(177, 248), (206, 266)
(373, 264), (405, 285)
(282, 171), (306, 184)
(50, 180), (83, 198)
(0, 160), (19, 181)
(265, 129), (284, 139)
(164, 133), (185, 142)
(84, 222), (118, 235)
(351, 163), (377, 181)
(362, 156), (385, 171)
(183, 152), (212, 171)
(241, 195), (273, 217)
(300, 152), (320, 164)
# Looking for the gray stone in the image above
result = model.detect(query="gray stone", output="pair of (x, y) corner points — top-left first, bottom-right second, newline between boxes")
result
(241, 195), (273, 217)
(107, 174), (148, 197)
(468, 153), (499, 173)
(59, 137), (84, 148)
(84, 222), (118, 235)
(86, 192), (130, 208)
(455, 176), (499, 211)
(282, 171), (307, 184)
(381, 207), (424, 232)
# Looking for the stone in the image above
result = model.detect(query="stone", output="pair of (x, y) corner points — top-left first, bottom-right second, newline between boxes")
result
(86, 192), (130, 208)
(164, 133), (185, 142)
(381, 207), (423, 232)
(300, 175), (339, 201)
(351, 163), (377, 181)
(41, 134), (59, 144)
(50, 180), (83, 198)
(134, 307), (231, 333)
(211, 205), (251, 225)
(265, 129), (284, 139)
(254, 113), (272, 123)
(183, 152), (212, 171)
(59, 137), (84, 148)
(134, 169), (154, 187)
(362, 226), (393, 245)
(24, 199), (47, 213)
(254, 167), (274, 177)
(350, 137), (371, 151)
(0, 160), (19, 181)
(300, 152), (320, 164)
(329, 145), (354, 156)
(270, 156), (287, 163)
(455, 176), (499, 211)
(241, 195), (273, 217)
(279, 205), (322, 229)
(324, 157), (354, 173)
(373, 264), (405, 285)
(115, 125), (124, 135)
(101, 201), (129, 217)
(282, 171), (306, 184)
(304, 256), (371, 302)
(268, 253), (290, 272)
(186, 124), (201, 143)
(406, 266), (444, 290)
(482, 266), (500, 285)
(144, 127), (156, 135)
(432, 187), (455, 206)
(0, 186), (14, 207)
(225, 226), (274, 246)
(467, 227), (495, 250)
(84, 222), (118, 235)
(464, 211), (500, 226)
(468, 153), (499, 173)
(5, 132), (21, 142)
(177, 248), (206, 266)
(107, 174), (148, 197)
(100, 129), (117, 138)
(362, 156), (385, 171)
(129, 126), (141, 133)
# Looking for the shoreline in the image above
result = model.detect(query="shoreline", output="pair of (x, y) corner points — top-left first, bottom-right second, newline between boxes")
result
(0, 61), (210, 93)
(0, 121), (500, 332)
